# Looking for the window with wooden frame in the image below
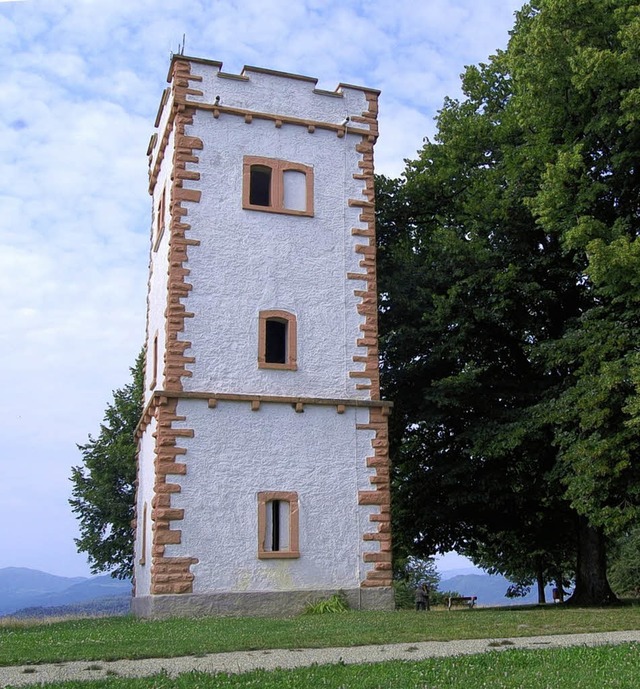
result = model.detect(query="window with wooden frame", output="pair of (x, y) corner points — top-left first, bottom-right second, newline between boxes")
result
(149, 332), (158, 390)
(153, 186), (166, 251)
(243, 156), (314, 217)
(258, 310), (297, 370)
(138, 502), (148, 566)
(257, 491), (300, 559)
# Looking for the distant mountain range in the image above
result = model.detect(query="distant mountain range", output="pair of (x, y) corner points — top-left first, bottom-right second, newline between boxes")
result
(0, 566), (560, 618)
(440, 572), (560, 606)
(0, 567), (131, 618)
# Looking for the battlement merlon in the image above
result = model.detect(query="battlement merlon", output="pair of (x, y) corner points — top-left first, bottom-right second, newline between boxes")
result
(148, 55), (379, 177)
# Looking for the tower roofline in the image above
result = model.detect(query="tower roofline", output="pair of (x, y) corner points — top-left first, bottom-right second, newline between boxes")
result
(167, 54), (381, 96)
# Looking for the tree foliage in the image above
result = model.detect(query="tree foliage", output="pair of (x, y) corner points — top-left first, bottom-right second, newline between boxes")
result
(378, 0), (640, 605)
(514, 0), (640, 536)
(395, 556), (441, 591)
(608, 526), (640, 597)
(69, 352), (144, 579)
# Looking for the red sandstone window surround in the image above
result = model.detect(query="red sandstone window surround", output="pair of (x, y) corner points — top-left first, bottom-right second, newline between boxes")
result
(258, 310), (298, 370)
(257, 491), (300, 559)
(243, 156), (314, 217)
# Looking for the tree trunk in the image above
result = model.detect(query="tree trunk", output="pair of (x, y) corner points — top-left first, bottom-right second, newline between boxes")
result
(567, 517), (618, 606)
(536, 568), (546, 604)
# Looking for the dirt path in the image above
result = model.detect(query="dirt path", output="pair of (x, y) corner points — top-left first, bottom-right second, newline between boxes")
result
(2, 630), (639, 687)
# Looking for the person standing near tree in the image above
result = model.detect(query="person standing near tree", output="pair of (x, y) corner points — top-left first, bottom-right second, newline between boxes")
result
(415, 583), (429, 611)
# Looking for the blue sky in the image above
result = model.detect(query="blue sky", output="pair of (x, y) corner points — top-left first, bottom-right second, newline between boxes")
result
(1, 0), (524, 578)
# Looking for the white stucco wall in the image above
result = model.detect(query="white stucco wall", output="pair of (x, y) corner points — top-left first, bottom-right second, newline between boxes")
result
(163, 399), (378, 592)
(143, 130), (174, 404)
(144, 62), (378, 403)
(178, 93), (372, 399)
(191, 63), (371, 131)
(134, 415), (158, 596)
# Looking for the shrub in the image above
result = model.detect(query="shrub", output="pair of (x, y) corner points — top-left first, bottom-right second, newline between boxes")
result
(303, 592), (350, 614)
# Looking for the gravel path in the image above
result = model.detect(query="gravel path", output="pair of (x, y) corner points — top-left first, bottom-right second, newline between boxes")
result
(1, 630), (639, 687)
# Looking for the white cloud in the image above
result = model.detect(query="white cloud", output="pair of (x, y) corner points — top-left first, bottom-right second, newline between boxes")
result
(0, 0), (525, 577)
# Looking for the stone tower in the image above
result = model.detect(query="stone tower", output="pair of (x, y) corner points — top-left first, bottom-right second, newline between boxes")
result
(132, 55), (393, 617)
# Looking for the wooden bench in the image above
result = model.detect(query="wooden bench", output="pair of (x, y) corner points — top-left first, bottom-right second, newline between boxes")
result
(447, 595), (477, 610)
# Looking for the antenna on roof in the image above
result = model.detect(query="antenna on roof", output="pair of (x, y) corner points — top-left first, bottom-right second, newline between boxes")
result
(179, 34), (186, 55)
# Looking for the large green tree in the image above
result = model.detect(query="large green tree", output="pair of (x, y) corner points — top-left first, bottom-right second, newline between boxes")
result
(379, 0), (640, 604)
(69, 352), (143, 580)
(515, 0), (640, 603)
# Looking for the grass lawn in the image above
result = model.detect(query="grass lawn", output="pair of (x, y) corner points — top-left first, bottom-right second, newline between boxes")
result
(9, 643), (640, 688)
(1, 605), (639, 667)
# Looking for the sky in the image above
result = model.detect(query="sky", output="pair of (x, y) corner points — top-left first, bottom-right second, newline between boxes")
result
(1, 0), (525, 578)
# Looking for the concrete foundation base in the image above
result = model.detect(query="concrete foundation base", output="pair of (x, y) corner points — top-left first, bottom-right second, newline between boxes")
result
(132, 587), (395, 619)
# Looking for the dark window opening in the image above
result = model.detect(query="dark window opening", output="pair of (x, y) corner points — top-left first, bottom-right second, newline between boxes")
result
(150, 333), (158, 389)
(265, 319), (287, 364)
(250, 165), (271, 206)
(271, 500), (281, 552)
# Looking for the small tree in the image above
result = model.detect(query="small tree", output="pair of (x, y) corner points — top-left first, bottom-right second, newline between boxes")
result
(400, 556), (441, 591)
(393, 556), (442, 609)
(69, 352), (143, 579)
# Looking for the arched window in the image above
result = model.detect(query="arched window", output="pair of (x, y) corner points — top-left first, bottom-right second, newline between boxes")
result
(243, 156), (314, 216)
(258, 310), (297, 370)
(257, 491), (300, 559)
